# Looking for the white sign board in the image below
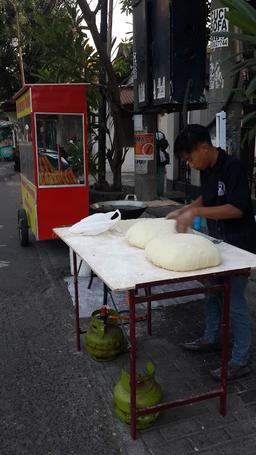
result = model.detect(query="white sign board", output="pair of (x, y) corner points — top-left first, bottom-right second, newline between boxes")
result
(135, 160), (148, 174)
(153, 77), (166, 100)
(210, 7), (229, 49)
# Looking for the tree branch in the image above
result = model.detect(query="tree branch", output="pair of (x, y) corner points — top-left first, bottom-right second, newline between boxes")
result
(42, 0), (58, 15)
(93, 0), (103, 16)
(121, 146), (129, 165)
(77, 0), (126, 189)
(77, 0), (121, 109)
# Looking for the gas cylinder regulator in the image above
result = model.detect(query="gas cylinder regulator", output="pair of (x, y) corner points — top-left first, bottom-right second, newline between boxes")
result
(84, 307), (126, 361)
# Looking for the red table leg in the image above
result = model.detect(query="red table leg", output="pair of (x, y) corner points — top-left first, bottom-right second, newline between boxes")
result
(73, 250), (81, 351)
(128, 289), (137, 440)
(145, 287), (152, 336)
(123, 271), (247, 439)
(220, 275), (231, 415)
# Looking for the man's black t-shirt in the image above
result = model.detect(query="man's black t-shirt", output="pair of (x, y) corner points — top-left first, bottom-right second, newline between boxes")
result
(200, 148), (256, 253)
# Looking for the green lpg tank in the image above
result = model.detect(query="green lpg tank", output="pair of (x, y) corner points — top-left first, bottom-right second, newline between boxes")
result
(113, 362), (162, 429)
(84, 308), (125, 361)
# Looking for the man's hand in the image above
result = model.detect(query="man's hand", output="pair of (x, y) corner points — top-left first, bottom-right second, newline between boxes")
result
(176, 208), (195, 233)
(166, 208), (184, 220)
(166, 206), (196, 232)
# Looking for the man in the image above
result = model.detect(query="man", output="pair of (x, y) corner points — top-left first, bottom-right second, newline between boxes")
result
(167, 124), (256, 380)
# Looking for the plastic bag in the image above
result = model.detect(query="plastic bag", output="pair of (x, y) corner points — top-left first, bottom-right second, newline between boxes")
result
(69, 210), (121, 236)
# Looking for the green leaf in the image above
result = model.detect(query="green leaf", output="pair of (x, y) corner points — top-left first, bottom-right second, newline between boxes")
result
(248, 126), (256, 143)
(245, 77), (256, 98)
(242, 111), (256, 125)
(219, 51), (244, 64)
(226, 11), (256, 34)
(227, 58), (256, 77)
(220, 0), (256, 27)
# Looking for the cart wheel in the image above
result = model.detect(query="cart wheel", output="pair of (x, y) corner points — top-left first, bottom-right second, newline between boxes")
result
(17, 209), (29, 246)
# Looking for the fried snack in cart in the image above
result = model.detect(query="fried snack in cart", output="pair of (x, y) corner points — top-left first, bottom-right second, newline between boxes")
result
(39, 156), (55, 173)
(38, 154), (78, 185)
(69, 169), (78, 184)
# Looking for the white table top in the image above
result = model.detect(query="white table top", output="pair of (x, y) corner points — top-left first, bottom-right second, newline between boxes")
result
(54, 226), (256, 291)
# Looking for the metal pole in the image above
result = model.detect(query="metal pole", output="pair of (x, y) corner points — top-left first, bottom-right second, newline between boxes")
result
(128, 289), (137, 440)
(216, 111), (226, 150)
(98, 0), (108, 184)
(73, 251), (81, 351)
(107, 0), (113, 58)
(134, 113), (158, 200)
(145, 287), (152, 336)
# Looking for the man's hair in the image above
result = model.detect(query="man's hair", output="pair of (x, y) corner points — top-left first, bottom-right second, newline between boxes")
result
(174, 124), (212, 158)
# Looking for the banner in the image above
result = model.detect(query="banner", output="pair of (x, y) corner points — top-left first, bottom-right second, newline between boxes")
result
(16, 89), (32, 119)
(134, 133), (154, 160)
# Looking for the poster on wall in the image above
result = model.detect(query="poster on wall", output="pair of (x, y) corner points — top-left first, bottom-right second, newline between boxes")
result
(134, 133), (154, 160)
(135, 159), (148, 174)
(210, 7), (229, 49)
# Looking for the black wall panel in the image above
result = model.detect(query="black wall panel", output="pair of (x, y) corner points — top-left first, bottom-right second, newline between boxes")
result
(134, 0), (207, 111)
(169, 0), (207, 104)
(133, 0), (149, 109)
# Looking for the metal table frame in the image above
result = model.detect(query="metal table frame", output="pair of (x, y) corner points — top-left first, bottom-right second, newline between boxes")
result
(71, 250), (250, 440)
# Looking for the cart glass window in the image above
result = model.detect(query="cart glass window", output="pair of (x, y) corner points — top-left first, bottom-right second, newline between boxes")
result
(35, 113), (85, 186)
(17, 115), (34, 184)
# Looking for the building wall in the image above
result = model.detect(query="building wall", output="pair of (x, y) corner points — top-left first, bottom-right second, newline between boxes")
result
(116, 108), (209, 189)
(158, 109), (208, 191)
(104, 107), (212, 191)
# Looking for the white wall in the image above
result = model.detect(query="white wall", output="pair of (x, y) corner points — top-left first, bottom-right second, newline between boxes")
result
(104, 108), (208, 186)
(158, 112), (180, 183)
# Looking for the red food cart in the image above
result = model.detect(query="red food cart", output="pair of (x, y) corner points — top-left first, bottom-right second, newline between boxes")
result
(14, 83), (89, 245)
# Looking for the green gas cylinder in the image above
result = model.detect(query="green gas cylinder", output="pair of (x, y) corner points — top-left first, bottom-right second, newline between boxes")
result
(84, 308), (125, 361)
(113, 362), (162, 429)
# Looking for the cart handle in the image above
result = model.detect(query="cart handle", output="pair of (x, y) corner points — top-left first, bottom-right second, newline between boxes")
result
(125, 194), (137, 201)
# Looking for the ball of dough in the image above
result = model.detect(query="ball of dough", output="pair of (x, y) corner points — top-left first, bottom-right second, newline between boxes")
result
(145, 233), (221, 272)
(125, 218), (178, 249)
(112, 219), (141, 235)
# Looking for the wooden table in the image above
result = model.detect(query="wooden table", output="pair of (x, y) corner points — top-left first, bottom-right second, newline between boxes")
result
(54, 226), (256, 439)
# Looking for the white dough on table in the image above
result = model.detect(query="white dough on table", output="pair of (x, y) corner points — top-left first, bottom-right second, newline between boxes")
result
(125, 218), (180, 249)
(54, 227), (256, 291)
(145, 233), (221, 272)
(111, 219), (141, 235)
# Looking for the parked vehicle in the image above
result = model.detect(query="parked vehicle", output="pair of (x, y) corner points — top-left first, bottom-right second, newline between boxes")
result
(0, 120), (14, 161)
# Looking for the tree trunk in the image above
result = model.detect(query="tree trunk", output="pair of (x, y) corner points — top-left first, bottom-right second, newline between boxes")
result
(77, 0), (125, 190)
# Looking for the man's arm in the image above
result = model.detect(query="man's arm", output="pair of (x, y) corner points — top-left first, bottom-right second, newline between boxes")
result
(193, 204), (243, 220)
(166, 196), (203, 219)
(176, 203), (243, 233)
